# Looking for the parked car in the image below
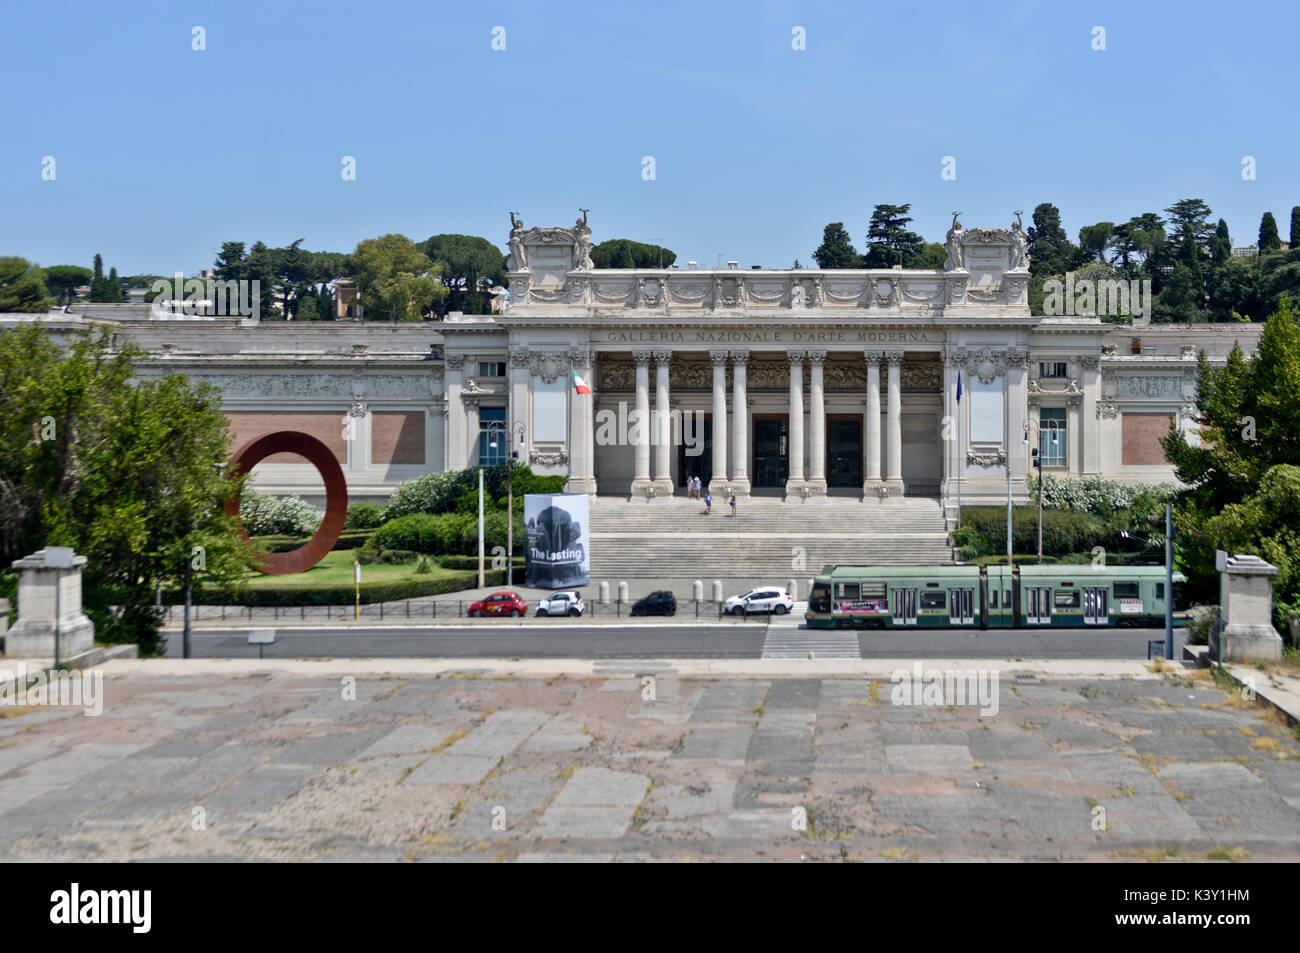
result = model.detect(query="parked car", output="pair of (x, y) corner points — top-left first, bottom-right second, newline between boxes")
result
(536, 591), (585, 617)
(630, 590), (677, 617)
(725, 587), (794, 616)
(467, 592), (528, 618)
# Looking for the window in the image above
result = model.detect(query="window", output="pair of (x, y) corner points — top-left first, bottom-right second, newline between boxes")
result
(1039, 361), (1068, 379)
(478, 361), (506, 378)
(920, 591), (946, 610)
(1155, 583), (1165, 600)
(834, 582), (860, 600)
(478, 407), (507, 465)
(1113, 581), (1140, 599)
(1039, 408), (1066, 467)
(1054, 590), (1080, 608)
(990, 590), (999, 609)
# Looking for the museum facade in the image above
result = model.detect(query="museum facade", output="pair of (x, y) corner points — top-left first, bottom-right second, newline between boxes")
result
(52, 217), (1263, 514)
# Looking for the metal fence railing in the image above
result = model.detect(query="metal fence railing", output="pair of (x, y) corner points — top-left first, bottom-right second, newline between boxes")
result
(162, 599), (774, 624)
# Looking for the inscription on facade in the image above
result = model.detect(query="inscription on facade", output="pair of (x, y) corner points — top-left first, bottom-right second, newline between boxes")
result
(601, 329), (939, 345)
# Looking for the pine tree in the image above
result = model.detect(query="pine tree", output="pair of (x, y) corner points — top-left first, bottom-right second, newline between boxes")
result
(812, 223), (859, 269)
(1260, 212), (1282, 252)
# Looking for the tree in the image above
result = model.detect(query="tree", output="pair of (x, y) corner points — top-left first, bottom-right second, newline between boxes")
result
(1162, 299), (1300, 606)
(1210, 219), (1232, 266)
(590, 239), (676, 269)
(0, 258), (55, 312)
(1164, 198), (1215, 254)
(1109, 213), (1166, 279)
(42, 265), (92, 307)
(0, 325), (255, 652)
(1155, 260), (1206, 322)
(1260, 212), (1282, 253)
(812, 222), (860, 269)
(1291, 206), (1300, 251)
(912, 242), (947, 270)
(213, 242), (247, 281)
(422, 234), (507, 314)
(350, 234), (447, 321)
(1027, 203), (1081, 278)
(862, 204), (924, 268)
(1078, 222), (1114, 264)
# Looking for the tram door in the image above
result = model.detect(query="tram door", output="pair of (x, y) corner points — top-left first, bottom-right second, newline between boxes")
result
(949, 588), (975, 626)
(891, 588), (917, 626)
(1082, 587), (1110, 625)
(1024, 587), (1053, 625)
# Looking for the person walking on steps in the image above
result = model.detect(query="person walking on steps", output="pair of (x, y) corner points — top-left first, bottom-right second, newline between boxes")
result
(703, 489), (712, 515)
(729, 494), (737, 518)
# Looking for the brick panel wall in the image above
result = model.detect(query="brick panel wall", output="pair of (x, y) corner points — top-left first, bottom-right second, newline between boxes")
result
(371, 411), (426, 465)
(225, 412), (348, 464)
(1121, 412), (1174, 465)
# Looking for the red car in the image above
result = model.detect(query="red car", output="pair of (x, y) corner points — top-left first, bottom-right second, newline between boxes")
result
(467, 592), (528, 618)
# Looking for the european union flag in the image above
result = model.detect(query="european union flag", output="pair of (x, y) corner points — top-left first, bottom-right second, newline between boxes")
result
(956, 371), (963, 403)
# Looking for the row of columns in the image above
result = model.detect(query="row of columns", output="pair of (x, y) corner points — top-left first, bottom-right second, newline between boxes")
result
(628, 348), (907, 500)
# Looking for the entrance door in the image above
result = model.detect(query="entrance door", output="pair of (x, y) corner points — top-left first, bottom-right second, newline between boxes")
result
(1025, 587), (1052, 625)
(1083, 587), (1109, 625)
(949, 587), (975, 625)
(891, 588), (917, 626)
(752, 415), (788, 488)
(827, 416), (863, 487)
(678, 415), (711, 487)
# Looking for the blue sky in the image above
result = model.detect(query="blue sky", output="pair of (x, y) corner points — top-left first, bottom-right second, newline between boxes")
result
(3, 0), (1296, 275)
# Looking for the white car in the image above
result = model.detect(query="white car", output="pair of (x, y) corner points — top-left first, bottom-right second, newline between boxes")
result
(536, 591), (585, 617)
(726, 587), (794, 616)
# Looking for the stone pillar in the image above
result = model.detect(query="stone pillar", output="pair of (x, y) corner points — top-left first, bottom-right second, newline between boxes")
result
(1219, 554), (1284, 661)
(509, 347), (531, 461)
(884, 349), (904, 494)
(464, 397), (481, 468)
(653, 350), (674, 496)
(939, 349), (961, 510)
(630, 350), (653, 497)
(709, 350), (729, 493)
(786, 350), (805, 498)
(1006, 350), (1029, 493)
(445, 355), (468, 470)
(864, 350), (882, 490)
(1081, 355), (1100, 475)
(567, 350), (597, 495)
(807, 350), (827, 497)
(6, 548), (94, 658)
(1067, 395), (1082, 475)
(730, 350), (751, 499)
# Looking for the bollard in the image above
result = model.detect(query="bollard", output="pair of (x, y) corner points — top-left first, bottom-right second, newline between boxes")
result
(693, 580), (703, 601)
(712, 579), (723, 602)
(618, 581), (629, 604)
(599, 580), (610, 604)
(787, 579), (798, 601)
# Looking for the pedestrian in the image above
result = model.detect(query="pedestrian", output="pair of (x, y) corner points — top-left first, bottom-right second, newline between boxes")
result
(729, 494), (737, 517)
(703, 489), (712, 515)
(689, 475), (698, 500)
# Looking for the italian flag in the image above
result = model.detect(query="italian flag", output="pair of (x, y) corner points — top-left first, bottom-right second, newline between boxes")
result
(572, 369), (592, 395)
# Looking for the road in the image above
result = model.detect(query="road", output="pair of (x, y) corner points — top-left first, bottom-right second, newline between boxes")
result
(161, 620), (1184, 660)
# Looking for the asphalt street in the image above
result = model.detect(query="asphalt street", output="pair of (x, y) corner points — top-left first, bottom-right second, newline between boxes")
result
(161, 621), (1184, 660)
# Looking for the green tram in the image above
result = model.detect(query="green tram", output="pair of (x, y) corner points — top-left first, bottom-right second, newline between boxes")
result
(806, 564), (1190, 630)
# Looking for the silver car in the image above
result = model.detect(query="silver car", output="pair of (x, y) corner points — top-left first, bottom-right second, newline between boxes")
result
(725, 587), (794, 616)
(536, 591), (585, 617)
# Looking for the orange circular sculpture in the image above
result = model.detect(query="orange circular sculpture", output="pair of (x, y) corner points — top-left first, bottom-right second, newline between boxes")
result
(225, 431), (349, 575)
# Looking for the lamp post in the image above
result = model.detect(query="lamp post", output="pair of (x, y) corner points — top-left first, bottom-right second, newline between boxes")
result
(483, 421), (526, 586)
(1120, 505), (1176, 660)
(1022, 417), (1060, 564)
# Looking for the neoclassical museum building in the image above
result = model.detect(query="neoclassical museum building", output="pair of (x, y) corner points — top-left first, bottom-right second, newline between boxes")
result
(47, 216), (1262, 516)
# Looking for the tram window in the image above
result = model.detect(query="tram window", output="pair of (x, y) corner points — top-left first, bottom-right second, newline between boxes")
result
(919, 591), (946, 610)
(1173, 583), (1188, 611)
(1004, 589), (1011, 606)
(1113, 581), (1139, 599)
(862, 583), (886, 598)
(1154, 583), (1165, 600)
(809, 584), (831, 612)
(1054, 590), (1080, 608)
(990, 590), (999, 609)
(834, 582), (860, 600)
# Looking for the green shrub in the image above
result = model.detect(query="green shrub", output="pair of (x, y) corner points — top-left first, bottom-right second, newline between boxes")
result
(252, 530), (371, 553)
(345, 502), (387, 529)
(384, 465), (568, 519)
(369, 510), (521, 556)
(187, 570), (502, 607)
(414, 555), (433, 575)
(239, 490), (322, 536)
(438, 554), (524, 571)
(958, 506), (1131, 560)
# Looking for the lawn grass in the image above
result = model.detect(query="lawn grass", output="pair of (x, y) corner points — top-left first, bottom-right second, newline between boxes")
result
(242, 550), (455, 590)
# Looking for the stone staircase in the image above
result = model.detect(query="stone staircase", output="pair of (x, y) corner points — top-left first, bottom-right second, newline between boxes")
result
(586, 496), (956, 596)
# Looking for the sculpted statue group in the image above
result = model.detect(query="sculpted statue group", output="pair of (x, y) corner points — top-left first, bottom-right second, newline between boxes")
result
(507, 209), (593, 272)
(943, 211), (1029, 273)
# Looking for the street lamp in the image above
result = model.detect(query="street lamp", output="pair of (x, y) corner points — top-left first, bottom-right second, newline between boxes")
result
(483, 421), (527, 586)
(1120, 505), (1176, 660)
(1022, 417), (1061, 564)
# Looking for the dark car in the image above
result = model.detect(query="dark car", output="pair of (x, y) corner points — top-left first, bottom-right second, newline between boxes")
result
(467, 592), (528, 618)
(630, 590), (676, 617)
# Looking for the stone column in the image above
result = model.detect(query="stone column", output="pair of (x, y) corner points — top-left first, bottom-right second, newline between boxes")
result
(653, 350), (674, 496)
(939, 349), (960, 507)
(1080, 355), (1100, 475)
(1067, 394), (1082, 475)
(1006, 350), (1029, 493)
(464, 396), (481, 467)
(786, 349), (805, 498)
(567, 350), (597, 495)
(864, 350), (882, 491)
(884, 349), (904, 494)
(6, 547), (94, 658)
(631, 350), (653, 497)
(709, 349), (729, 493)
(807, 350), (827, 497)
(445, 354), (467, 470)
(509, 347), (531, 462)
(730, 350), (751, 499)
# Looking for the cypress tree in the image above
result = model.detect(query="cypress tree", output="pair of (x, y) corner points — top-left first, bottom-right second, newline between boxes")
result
(1259, 212), (1281, 252)
(1290, 206), (1300, 250)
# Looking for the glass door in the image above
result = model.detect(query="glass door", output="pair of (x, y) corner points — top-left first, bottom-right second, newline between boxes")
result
(1083, 587), (1109, 625)
(752, 416), (789, 488)
(949, 587), (975, 625)
(1025, 587), (1052, 625)
(891, 588), (917, 626)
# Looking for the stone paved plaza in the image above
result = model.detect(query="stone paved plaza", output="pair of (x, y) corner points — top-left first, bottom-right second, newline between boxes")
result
(3, 664), (1300, 862)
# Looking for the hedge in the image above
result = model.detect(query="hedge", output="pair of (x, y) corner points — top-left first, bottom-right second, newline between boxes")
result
(955, 506), (1148, 561)
(368, 511), (521, 556)
(180, 570), (504, 607)
(384, 465), (568, 520)
(252, 530), (372, 553)
(438, 554), (525, 571)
